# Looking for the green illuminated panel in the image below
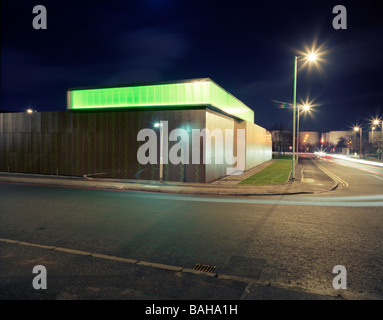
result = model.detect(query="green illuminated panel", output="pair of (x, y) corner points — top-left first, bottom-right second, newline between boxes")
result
(68, 80), (254, 122)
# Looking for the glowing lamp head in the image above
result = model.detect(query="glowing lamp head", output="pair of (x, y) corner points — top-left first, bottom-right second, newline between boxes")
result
(354, 127), (360, 132)
(26, 108), (34, 114)
(307, 52), (318, 62)
(373, 119), (380, 126)
(154, 122), (161, 128)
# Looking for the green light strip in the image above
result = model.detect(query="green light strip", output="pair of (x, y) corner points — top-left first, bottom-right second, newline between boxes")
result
(68, 80), (254, 123)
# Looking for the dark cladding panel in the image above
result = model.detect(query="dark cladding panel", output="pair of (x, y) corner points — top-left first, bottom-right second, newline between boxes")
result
(41, 112), (49, 133)
(83, 132), (95, 175)
(30, 113), (41, 133)
(11, 113), (21, 133)
(72, 130), (83, 176)
(60, 132), (72, 175)
(0, 133), (4, 171)
(62, 111), (73, 133)
(3, 113), (12, 133)
(31, 132), (41, 155)
(1, 108), (216, 182)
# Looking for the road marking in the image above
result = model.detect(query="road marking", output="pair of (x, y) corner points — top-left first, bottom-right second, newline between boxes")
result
(312, 158), (349, 187)
(322, 157), (383, 176)
(122, 192), (383, 206)
(371, 175), (383, 181)
(0, 237), (270, 286)
(301, 168), (315, 183)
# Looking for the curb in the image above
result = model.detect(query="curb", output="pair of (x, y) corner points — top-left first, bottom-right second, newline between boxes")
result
(0, 160), (338, 197)
(0, 176), (337, 197)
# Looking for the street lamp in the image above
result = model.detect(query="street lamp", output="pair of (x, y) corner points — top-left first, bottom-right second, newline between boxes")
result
(307, 53), (318, 62)
(291, 50), (320, 179)
(296, 103), (311, 162)
(154, 121), (165, 182)
(371, 118), (382, 140)
(354, 126), (362, 158)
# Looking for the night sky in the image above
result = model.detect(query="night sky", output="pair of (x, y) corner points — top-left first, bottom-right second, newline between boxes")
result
(1, 0), (382, 132)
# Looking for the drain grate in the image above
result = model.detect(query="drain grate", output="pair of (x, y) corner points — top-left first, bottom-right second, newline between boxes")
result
(193, 263), (216, 273)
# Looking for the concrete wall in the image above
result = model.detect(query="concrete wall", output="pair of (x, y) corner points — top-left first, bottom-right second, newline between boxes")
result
(240, 121), (272, 170)
(204, 112), (272, 182)
(204, 110), (235, 183)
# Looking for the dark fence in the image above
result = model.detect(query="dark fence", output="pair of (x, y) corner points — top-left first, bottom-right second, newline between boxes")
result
(0, 108), (206, 182)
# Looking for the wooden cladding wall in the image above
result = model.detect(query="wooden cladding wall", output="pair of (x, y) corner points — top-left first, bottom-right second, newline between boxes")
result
(0, 109), (206, 182)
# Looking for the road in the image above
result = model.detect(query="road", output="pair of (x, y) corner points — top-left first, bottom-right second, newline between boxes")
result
(0, 154), (382, 300)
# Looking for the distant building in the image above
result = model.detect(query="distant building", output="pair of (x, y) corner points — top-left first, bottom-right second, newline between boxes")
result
(321, 131), (353, 146)
(369, 130), (383, 143)
(298, 131), (320, 151)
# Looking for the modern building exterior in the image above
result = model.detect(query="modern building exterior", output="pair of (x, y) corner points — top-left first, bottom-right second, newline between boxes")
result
(0, 78), (272, 183)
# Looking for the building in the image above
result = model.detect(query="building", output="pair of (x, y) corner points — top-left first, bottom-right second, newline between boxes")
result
(298, 131), (320, 151)
(321, 131), (353, 146)
(369, 130), (383, 143)
(0, 78), (272, 183)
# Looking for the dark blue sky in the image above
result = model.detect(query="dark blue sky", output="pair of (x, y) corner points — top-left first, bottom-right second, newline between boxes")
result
(1, 0), (382, 132)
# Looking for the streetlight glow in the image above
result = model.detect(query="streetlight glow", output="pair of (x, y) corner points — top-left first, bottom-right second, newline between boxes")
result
(307, 52), (318, 62)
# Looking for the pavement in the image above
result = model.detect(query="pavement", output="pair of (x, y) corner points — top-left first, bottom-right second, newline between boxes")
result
(0, 156), (338, 196)
(0, 156), (346, 301)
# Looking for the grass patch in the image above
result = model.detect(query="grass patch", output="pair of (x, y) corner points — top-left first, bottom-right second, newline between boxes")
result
(239, 159), (292, 185)
(272, 154), (293, 160)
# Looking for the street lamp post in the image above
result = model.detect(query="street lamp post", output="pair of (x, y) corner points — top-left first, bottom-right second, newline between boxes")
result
(291, 51), (318, 179)
(292, 56), (298, 179)
(154, 121), (165, 182)
(354, 126), (362, 158)
(296, 104), (311, 163)
(372, 119), (382, 140)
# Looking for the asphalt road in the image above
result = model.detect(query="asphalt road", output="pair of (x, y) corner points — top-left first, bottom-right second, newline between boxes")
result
(0, 155), (382, 300)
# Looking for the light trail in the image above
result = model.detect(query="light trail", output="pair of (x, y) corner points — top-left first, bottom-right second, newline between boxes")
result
(320, 155), (383, 176)
(128, 192), (383, 207)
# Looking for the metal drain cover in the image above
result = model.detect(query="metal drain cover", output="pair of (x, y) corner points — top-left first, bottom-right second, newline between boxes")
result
(193, 263), (216, 273)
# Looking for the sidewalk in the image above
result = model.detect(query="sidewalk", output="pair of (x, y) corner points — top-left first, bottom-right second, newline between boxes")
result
(0, 157), (337, 196)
